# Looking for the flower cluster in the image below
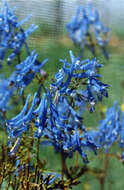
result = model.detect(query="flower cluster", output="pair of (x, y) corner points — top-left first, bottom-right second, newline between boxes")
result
(0, 1), (38, 65)
(2, 1), (124, 189)
(6, 90), (98, 163)
(0, 1), (48, 113)
(41, 89), (98, 163)
(0, 52), (47, 113)
(88, 102), (124, 158)
(6, 50), (110, 163)
(9, 50), (48, 94)
(51, 51), (109, 112)
(66, 3), (110, 58)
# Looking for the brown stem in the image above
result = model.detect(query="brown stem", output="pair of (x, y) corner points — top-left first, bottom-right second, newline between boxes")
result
(37, 138), (40, 164)
(104, 154), (109, 174)
(22, 91), (25, 106)
(120, 81), (124, 104)
(61, 151), (66, 182)
(100, 178), (105, 190)
(100, 153), (109, 190)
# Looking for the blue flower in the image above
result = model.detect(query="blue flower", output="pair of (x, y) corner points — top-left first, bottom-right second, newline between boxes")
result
(35, 93), (48, 138)
(6, 92), (38, 144)
(9, 50), (48, 93)
(66, 3), (110, 58)
(7, 90), (48, 152)
(0, 1), (38, 64)
(51, 50), (109, 112)
(0, 77), (15, 112)
(0, 49), (47, 111)
(38, 89), (98, 163)
(120, 112), (124, 148)
(87, 102), (124, 159)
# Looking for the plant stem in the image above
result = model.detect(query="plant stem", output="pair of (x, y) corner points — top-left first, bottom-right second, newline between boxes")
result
(75, 151), (79, 168)
(100, 153), (109, 190)
(61, 151), (66, 182)
(37, 138), (40, 164)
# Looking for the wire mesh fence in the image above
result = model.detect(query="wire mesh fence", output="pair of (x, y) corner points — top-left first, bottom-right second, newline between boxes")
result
(0, 0), (111, 36)
(0, 0), (123, 44)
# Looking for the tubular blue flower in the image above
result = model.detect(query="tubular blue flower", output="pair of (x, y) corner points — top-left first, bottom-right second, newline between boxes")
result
(0, 1), (38, 64)
(51, 50), (109, 112)
(6, 92), (38, 144)
(38, 89), (98, 163)
(66, 3), (110, 58)
(7, 94), (31, 124)
(93, 103), (120, 150)
(35, 93), (48, 138)
(120, 112), (124, 148)
(0, 50), (47, 112)
(4, 46), (110, 164)
(8, 50), (48, 93)
(87, 102), (124, 160)
(7, 90), (48, 152)
(0, 77), (15, 112)
(66, 6), (88, 44)
(87, 78), (110, 109)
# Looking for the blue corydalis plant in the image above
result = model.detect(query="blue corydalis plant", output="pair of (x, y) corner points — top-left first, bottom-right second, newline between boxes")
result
(51, 51), (110, 112)
(1, 1), (123, 189)
(6, 89), (98, 163)
(0, 1), (38, 66)
(7, 93), (38, 149)
(41, 88), (98, 164)
(6, 50), (109, 163)
(0, 51), (48, 113)
(88, 102), (124, 159)
(66, 3), (110, 59)
(9, 50), (48, 94)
